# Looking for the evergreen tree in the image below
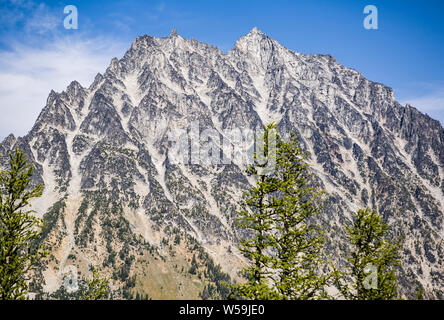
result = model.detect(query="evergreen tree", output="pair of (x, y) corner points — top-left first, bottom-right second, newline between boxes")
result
(0, 148), (47, 300)
(230, 124), (329, 300)
(334, 208), (401, 300)
(271, 130), (329, 300)
(415, 287), (424, 300)
(80, 267), (109, 300)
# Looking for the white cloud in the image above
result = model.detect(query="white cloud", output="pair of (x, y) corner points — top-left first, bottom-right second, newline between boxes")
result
(0, 37), (127, 139)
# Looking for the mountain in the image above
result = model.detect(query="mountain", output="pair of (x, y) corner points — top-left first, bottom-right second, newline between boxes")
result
(1, 27), (443, 299)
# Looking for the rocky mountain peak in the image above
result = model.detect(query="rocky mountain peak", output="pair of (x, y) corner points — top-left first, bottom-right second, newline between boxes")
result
(2, 134), (16, 149)
(169, 28), (179, 37)
(233, 26), (275, 51)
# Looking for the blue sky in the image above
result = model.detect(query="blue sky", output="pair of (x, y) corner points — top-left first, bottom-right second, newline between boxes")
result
(0, 0), (443, 139)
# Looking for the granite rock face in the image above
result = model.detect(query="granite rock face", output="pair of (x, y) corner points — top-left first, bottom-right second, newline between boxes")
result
(1, 28), (443, 298)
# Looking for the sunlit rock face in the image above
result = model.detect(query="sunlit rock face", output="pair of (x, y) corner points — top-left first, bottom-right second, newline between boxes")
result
(1, 28), (443, 299)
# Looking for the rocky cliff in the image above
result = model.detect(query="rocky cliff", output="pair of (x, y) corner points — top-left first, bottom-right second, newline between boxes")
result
(1, 27), (443, 299)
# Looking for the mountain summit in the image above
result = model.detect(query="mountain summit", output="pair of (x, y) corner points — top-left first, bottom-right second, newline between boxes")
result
(1, 29), (443, 299)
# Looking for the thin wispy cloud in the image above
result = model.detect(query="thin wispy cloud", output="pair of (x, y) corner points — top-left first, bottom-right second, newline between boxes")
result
(0, 0), (63, 46)
(157, 2), (166, 12)
(401, 87), (444, 125)
(144, 1), (167, 21)
(23, 2), (59, 34)
(3, 0), (35, 10)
